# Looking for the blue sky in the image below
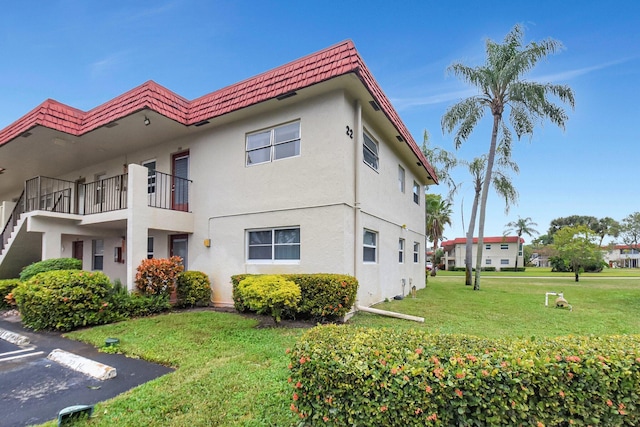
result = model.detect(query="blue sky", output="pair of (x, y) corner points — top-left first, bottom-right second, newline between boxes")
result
(1, 1), (638, 243)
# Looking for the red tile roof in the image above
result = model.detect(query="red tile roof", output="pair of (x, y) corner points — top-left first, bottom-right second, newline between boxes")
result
(0, 40), (437, 182)
(441, 236), (525, 247)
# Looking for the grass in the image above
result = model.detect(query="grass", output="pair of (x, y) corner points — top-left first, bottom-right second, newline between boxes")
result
(41, 272), (640, 426)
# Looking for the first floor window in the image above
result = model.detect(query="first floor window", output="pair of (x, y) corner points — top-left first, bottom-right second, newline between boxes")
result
(501, 259), (509, 265)
(485, 258), (492, 265)
(399, 238), (405, 263)
(413, 242), (420, 263)
(248, 227), (300, 261)
(92, 239), (104, 270)
(246, 121), (300, 166)
(363, 132), (379, 170)
(363, 229), (377, 263)
(147, 237), (154, 259)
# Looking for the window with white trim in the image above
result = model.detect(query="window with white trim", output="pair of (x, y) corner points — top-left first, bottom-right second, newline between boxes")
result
(247, 227), (300, 261)
(501, 259), (509, 265)
(363, 132), (379, 170)
(363, 229), (377, 263)
(92, 239), (104, 270)
(413, 181), (420, 204)
(500, 244), (509, 250)
(413, 242), (420, 263)
(485, 244), (492, 250)
(485, 258), (492, 265)
(398, 238), (405, 263)
(398, 166), (405, 192)
(246, 121), (300, 166)
(142, 160), (156, 194)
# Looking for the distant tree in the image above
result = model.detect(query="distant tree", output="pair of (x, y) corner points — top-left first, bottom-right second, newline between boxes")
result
(548, 215), (598, 238)
(426, 194), (453, 276)
(463, 151), (518, 285)
(531, 234), (553, 246)
(421, 130), (459, 201)
(553, 225), (602, 281)
(441, 24), (574, 290)
(504, 216), (539, 271)
(620, 212), (640, 252)
(593, 217), (620, 247)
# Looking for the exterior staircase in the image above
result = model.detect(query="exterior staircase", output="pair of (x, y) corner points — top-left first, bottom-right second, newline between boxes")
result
(0, 192), (41, 279)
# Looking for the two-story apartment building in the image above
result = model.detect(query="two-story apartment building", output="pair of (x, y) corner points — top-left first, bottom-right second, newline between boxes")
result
(603, 245), (640, 268)
(441, 236), (524, 271)
(0, 40), (438, 307)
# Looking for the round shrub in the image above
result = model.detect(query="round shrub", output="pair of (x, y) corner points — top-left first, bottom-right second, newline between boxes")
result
(237, 275), (301, 323)
(0, 279), (21, 310)
(19, 258), (82, 281)
(135, 256), (184, 297)
(13, 270), (114, 331)
(176, 271), (211, 308)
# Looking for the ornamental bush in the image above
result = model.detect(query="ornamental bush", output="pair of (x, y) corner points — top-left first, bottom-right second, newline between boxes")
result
(236, 275), (301, 323)
(0, 279), (21, 309)
(135, 256), (184, 297)
(232, 274), (358, 321)
(19, 257), (82, 281)
(288, 326), (640, 426)
(12, 270), (115, 331)
(176, 271), (212, 308)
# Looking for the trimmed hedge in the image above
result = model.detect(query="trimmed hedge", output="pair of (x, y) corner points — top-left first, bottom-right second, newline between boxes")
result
(0, 279), (21, 309)
(231, 274), (358, 321)
(237, 275), (301, 323)
(19, 258), (82, 281)
(13, 270), (115, 331)
(288, 326), (640, 426)
(500, 267), (526, 272)
(450, 267), (497, 272)
(176, 271), (212, 308)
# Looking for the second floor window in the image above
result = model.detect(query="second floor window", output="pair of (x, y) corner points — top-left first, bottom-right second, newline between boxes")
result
(413, 181), (420, 204)
(246, 121), (300, 166)
(363, 132), (379, 170)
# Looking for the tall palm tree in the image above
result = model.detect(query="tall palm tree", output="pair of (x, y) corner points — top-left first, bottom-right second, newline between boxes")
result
(464, 148), (519, 285)
(426, 193), (453, 275)
(504, 216), (539, 271)
(441, 24), (574, 290)
(421, 130), (459, 202)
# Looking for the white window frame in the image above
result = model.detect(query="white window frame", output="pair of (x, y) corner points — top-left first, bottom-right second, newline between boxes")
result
(363, 132), (379, 170)
(398, 238), (405, 263)
(246, 121), (300, 166)
(398, 165), (405, 193)
(500, 244), (509, 250)
(485, 244), (492, 250)
(92, 239), (104, 271)
(485, 258), (492, 265)
(413, 181), (420, 204)
(363, 229), (377, 263)
(501, 259), (509, 265)
(246, 227), (300, 263)
(413, 242), (420, 263)
(142, 159), (156, 194)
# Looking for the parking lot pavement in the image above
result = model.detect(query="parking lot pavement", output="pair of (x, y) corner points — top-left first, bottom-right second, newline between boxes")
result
(0, 314), (174, 427)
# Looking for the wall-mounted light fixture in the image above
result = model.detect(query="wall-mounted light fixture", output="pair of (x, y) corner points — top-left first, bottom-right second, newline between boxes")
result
(0, 167), (5, 174)
(144, 116), (151, 126)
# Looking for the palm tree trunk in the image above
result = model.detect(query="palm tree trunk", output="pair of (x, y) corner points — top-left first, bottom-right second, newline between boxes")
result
(465, 188), (480, 286)
(514, 233), (520, 271)
(474, 114), (501, 290)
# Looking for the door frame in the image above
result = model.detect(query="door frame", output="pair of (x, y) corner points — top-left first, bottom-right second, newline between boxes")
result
(171, 151), (189, 211)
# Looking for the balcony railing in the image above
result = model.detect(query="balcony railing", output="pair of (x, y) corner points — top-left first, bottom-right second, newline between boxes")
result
(148, 171), (192, 212)
(82, 175), (128, 214)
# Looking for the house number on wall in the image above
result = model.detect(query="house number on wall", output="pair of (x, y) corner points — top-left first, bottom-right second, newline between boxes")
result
(345, 125), (354, 139)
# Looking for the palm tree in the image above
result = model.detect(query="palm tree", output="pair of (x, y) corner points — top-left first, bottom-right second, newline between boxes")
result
(441, 24), (574, 290)
(421, 130), (459, 201)
(426, 193), (453, 275)
(463, 149), (519, 285)
(504, 216), (539, 271)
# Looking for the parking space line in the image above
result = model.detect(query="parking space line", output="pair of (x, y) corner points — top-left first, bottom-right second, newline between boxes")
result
(1, 346), (38, 357)
(0, 350), (44, 362)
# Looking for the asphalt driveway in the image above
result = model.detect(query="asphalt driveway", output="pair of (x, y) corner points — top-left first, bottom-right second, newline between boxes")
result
(0, 312), (174, 427)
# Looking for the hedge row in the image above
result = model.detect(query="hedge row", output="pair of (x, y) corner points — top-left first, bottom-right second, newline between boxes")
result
(450, 267), (497, 272)
(288, 326), (640, 426)
(232, 274), (358, 320)
(19, 258), (82, 281)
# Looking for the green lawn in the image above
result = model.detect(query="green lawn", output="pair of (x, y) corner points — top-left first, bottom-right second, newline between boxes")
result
(47, 273), (640, 426)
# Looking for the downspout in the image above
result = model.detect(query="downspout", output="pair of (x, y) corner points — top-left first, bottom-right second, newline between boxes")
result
(353, 100), (362, 295)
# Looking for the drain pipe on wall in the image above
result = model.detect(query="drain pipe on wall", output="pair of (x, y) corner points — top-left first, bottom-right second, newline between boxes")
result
(357, 305), (424, 323)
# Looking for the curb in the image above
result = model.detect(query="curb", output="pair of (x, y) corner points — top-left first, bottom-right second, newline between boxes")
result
(0, 328), (30, 345)
(47, 348), (117, 380)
